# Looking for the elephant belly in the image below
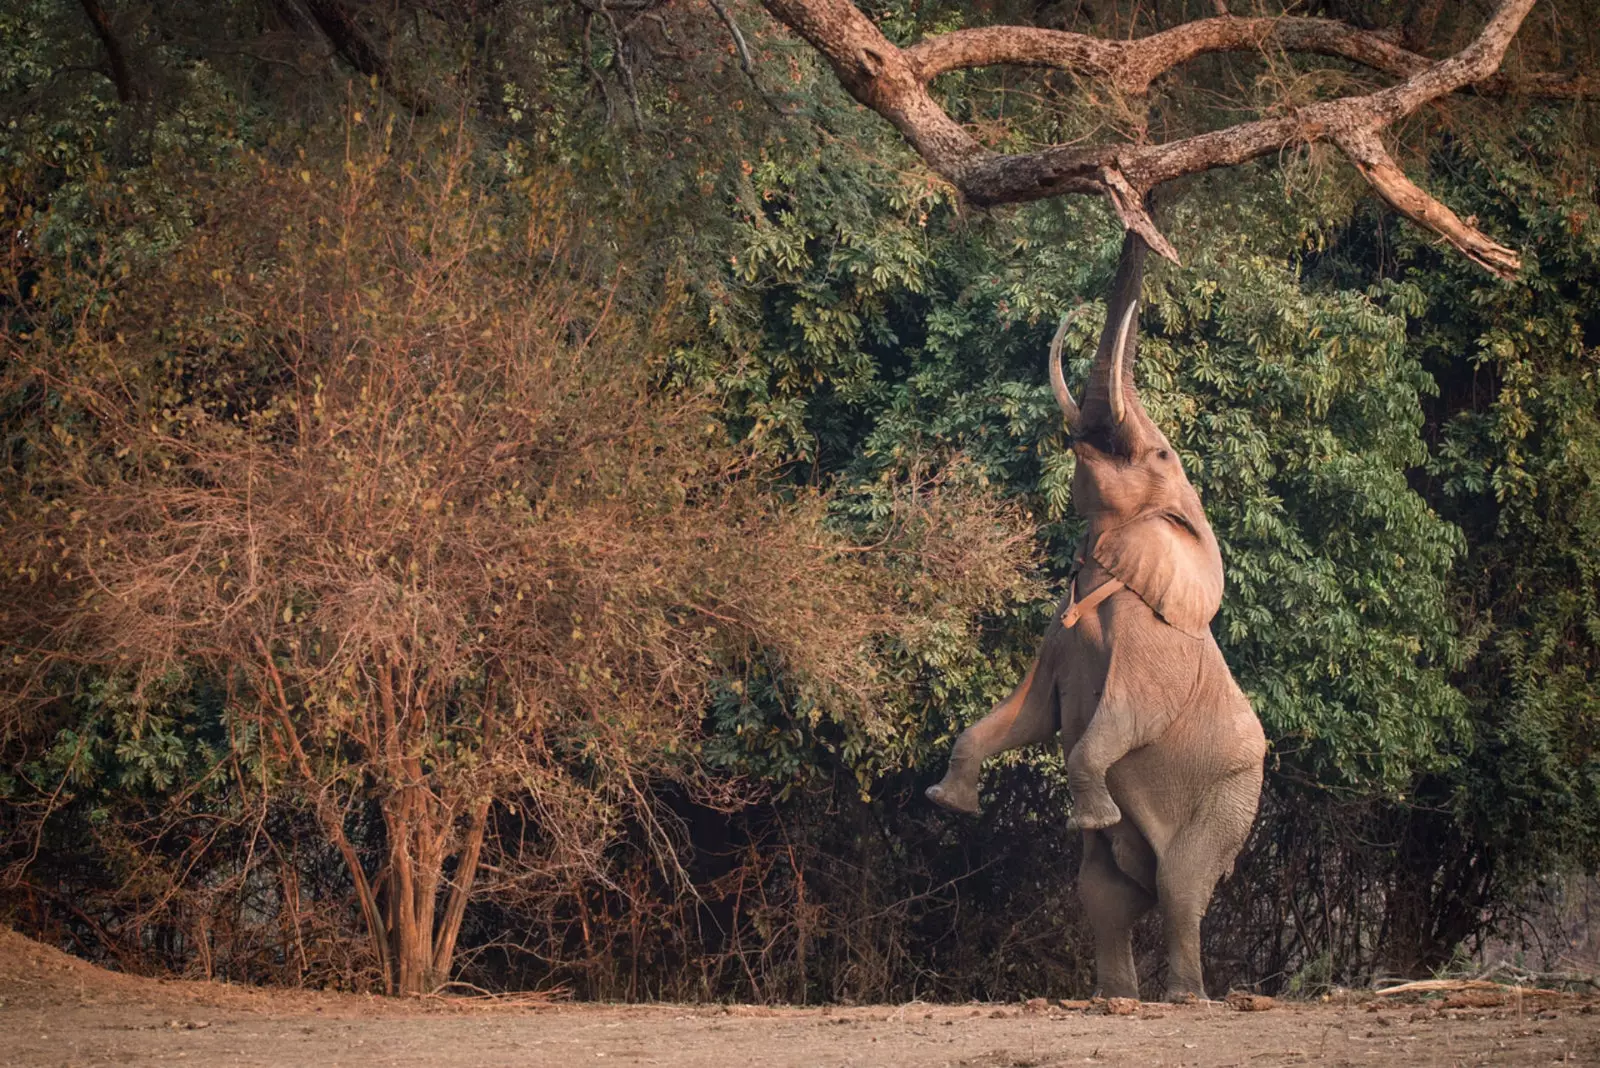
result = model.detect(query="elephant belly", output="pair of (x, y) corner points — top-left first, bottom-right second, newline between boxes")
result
(1057, 595), (1265, 852)
(1106, 707), (1260, 848)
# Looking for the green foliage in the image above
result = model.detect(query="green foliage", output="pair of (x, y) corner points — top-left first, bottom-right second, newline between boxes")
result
(1396, 110), (1600, 875)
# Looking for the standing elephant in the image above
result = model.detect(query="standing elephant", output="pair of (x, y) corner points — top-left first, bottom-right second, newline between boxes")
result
(925, 233), (1266, 1001)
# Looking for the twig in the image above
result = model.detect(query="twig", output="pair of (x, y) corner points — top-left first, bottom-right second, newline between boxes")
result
(707, 0), (756, 73)
(705, 0), (802, 116)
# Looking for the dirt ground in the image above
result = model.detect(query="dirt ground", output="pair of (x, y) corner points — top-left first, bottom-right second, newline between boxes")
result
(1, 929), (1595, 1067)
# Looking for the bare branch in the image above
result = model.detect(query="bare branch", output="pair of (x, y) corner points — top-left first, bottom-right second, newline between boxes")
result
(903, 14), (1588, 101)
(904, 17), (1429, 94)
(597, 3), (646, 129)
(707, 0), (757, 74)
(1102, 166), (1179, 264)
(1335, 128), (1520, 279)
(706, 0), (804, 116)
(757, 0), (983, 172)
(760, 0), (1547, 274)
(77, 0), (143, 104)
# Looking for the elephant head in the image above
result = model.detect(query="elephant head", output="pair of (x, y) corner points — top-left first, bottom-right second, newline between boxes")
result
(1050, 234), (1224, 638)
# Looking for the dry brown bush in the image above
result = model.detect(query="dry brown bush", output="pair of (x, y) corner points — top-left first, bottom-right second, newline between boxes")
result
(0, 118), (1040, 994)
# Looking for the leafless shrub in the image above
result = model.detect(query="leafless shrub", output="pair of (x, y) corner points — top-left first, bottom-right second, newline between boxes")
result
(0, 114), (1039, 994)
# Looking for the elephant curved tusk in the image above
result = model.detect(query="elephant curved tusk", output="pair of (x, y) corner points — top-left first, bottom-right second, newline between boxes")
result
(1108, 299), (1137, 425)
(1048, 310), (1081, 430)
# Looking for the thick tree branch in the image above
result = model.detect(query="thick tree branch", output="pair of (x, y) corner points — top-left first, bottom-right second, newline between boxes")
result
(758, 0), (983, 172)
(904, 17), (1428, 94)
(760, 0), (1548, 276)
(296, 0), (431, 113)
(905, 15), (1590, 103)
(77, 0), (142, 104)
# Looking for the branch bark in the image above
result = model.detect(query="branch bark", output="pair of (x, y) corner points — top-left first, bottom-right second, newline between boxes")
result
(1334, 127), (1520, 277)
(77, 0), (142, 104)
(901, 13), (1595, 99)
(296, 0), (431, 114)
(759, 0), (1564, 277)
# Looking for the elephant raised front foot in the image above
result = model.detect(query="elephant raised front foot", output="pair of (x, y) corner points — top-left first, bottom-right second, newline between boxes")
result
(924, 777), (980, 815)
(1065, 787), (1123, 831)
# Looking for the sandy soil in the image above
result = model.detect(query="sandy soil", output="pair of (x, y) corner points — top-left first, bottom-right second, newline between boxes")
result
(1, 929), (1595, 1067)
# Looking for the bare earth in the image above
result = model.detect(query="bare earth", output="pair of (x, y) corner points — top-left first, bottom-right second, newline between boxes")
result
(1, 930), (1595, 1068)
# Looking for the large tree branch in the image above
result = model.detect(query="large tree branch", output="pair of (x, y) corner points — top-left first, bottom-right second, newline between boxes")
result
(295, 0), (431, 113)
(1334, 127), (1519, 277)
(77, 0), (143, 104)
(905, 14), (1598, 100)
(905, 17), (1426, 94)
(758, 0), (984, 173)
(760, 0), (1549, 277)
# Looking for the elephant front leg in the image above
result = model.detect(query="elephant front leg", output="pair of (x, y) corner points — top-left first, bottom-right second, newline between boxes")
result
(1064, 694), (1144, 831)
(1065, 729), (1124, 830)
(1066, 645), (1180, 831)
(927, 659), (1054, 815)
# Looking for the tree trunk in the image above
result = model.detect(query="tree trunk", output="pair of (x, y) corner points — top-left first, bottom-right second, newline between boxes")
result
(383, 785), (445, 995)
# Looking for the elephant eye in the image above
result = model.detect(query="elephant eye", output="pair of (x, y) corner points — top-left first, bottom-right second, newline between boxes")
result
(1165, 511), (1199, 536)
(1157, 449), (1171, 461)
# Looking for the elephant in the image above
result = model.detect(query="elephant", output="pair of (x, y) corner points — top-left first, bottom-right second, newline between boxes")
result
(925, 232), (1266, 1001)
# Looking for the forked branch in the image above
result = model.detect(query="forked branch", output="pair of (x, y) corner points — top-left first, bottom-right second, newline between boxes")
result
(757, 0), (1577, 278)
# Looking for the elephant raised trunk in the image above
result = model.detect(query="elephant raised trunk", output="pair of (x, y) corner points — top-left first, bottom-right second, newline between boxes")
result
(1053, 233), (1157, 458)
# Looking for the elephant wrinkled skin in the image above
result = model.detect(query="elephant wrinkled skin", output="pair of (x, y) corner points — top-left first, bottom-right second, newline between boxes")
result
(926, 233), (1266, 1002)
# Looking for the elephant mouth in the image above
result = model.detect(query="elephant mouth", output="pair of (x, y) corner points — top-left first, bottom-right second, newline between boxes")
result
(1072, 421), (1145, 462)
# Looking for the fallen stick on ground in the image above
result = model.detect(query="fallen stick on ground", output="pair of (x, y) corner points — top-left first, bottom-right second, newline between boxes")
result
(1374, 979), (1567, 998)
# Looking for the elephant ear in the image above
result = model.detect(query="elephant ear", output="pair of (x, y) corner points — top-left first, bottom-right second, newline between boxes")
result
(1092, 509), (1224, 639)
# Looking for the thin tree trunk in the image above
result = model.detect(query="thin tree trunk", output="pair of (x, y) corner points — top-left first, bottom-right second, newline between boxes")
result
(320, 802), (394, 992)
(254, 648), (396, 992)
(431, 797), (492, 982)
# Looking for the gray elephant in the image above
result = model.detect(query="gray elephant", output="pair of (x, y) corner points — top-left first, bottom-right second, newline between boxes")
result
(926, 233), (1266, 1001)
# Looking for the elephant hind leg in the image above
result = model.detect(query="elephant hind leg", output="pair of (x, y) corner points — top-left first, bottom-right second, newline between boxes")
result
(1080, 829), (1155, 1000)
(927, 658), (1056, 815)
(1154, 765), (1262, 1000)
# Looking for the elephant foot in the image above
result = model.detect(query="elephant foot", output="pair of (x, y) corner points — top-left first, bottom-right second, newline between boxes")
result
(1094, 984), (1140, 1001)
(1066, 791), (1122, 832)
(925, 778), (980, 815)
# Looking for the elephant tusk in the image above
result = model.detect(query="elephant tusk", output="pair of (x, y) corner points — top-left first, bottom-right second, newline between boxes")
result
(1049, 310), (1081, 429)
(1109, 299), (1137, 425)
